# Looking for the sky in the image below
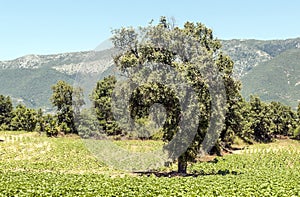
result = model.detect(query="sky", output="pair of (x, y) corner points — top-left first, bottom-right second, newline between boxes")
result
(0, 0), (300, 60)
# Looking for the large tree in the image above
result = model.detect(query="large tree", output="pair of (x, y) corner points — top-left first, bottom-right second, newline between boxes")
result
(51, 80), (76, 134)
(111, 17), (241, 173)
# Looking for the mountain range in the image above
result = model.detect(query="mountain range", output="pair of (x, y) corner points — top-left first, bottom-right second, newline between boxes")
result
(0, 38), (299, 110)
(222, 38), (300, 109)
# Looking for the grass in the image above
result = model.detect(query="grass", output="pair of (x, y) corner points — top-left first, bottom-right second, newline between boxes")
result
(112, 140), (164, 153)
(0, 131), (300, 196)
(0, 131), (110, 175)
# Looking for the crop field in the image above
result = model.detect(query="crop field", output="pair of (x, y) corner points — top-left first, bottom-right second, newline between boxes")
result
(0, 131), (300, 196)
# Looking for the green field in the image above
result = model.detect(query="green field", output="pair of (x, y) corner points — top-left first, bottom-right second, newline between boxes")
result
(0, 131), (300, 196)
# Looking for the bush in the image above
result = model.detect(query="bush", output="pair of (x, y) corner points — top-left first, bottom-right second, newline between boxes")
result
(44, 114), (58, 137)
(0, 124), (10, 131)
(10, 104), (37, 132)
(58, 122), (71, 134)
(293, 126), (300, 140)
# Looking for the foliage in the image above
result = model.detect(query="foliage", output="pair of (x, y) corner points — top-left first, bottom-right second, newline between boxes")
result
(269, 101), (297, 136)
(238, 96), (298, 142)
(129, 83), (181, 140)
(43, 114), (59, 137)
(294, 126), (300, 140)
(10, 104), (37, 132)
(72, 86), (85, 121)
(297, 102), (300, 124)
(245, 96), (273, 142)
(91, 75), (122, 136)
(111, 17), (241, 173)
(227, 98), (254, 144)
(77, 109), (102, 139)
(0, 95), (13, 128)
(51, 80), (76, 134)
(34, 108), (45, 133)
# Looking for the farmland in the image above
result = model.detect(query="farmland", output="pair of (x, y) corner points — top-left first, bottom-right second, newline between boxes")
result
(0, 131), (300, 196)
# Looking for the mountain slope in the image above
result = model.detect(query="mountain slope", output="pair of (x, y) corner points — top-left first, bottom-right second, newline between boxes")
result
(221, 38), (300, 79)
(241, 48), (300, 109)
(0, 38), (299, 110)
(0, 49), (116, 109)
(0, 67), (75, 110)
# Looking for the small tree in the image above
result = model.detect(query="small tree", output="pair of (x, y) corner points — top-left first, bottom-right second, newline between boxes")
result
(35, 108), (45, 133)
(91, 76), (122, 136)
(270, 101), (297, 136)
(77, 109), (102, 139)
(0, 95), (13, 129)
(247, 96), (273, 142)
(51, 80), (76, 134)
(73, 87), (85, 120)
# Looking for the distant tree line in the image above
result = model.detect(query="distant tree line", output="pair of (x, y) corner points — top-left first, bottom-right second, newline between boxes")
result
(92, 76), (300, 142)
(1, 78), (298, 141)
(0, 81), (85, 137)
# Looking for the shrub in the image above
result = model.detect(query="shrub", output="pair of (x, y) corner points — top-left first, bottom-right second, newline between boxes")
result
(293, 126), (300, 140)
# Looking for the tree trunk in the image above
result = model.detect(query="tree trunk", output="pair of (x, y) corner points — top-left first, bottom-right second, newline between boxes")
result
(177, 155), (187, 174)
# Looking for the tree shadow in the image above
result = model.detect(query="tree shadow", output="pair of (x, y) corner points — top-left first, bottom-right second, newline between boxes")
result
(135, 169), (242, 178)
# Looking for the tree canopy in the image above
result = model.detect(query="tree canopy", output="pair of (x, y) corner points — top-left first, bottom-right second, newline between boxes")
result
(51, 80), (76, 134)
(111, 17), (241, 173)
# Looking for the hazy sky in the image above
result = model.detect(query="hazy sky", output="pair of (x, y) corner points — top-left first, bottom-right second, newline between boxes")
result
(0, 0), (300, 60)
